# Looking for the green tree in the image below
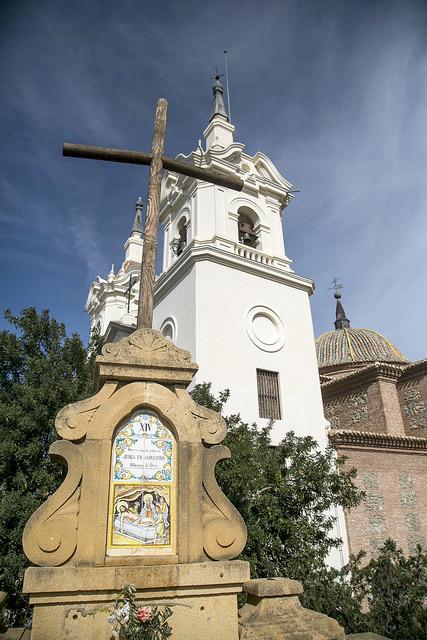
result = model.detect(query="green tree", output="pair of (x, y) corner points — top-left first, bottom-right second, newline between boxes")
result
(190, 383), (362, 580)
(305, 541), (427, 639)
(360, 540), (427, 639)
(0, 308), (97, 627)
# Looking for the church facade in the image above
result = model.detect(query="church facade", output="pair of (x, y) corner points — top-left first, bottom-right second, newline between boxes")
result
(86, 78), (426, 565)
(316, 295), (427, 558)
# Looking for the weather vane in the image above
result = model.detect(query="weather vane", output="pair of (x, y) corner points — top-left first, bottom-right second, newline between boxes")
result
(329, 276), (343, 298)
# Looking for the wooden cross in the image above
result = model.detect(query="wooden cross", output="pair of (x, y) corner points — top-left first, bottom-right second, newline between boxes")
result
(64, 98), (244, 329)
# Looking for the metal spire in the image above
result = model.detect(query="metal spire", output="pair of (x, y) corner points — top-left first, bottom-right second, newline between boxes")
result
(210, 73), (229, 122)
(131, 196), (144, 236)
(329, 277), (350, 330)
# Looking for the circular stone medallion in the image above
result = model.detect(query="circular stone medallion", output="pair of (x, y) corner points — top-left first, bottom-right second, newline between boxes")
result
(246, 306), (285, 352)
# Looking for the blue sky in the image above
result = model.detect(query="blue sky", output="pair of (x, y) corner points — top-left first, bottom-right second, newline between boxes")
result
(1, 0), (426, 360)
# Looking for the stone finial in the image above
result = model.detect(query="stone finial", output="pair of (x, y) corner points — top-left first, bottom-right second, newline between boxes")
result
(131, 196), (144, 236)
(335, 295), (350, 330)
(210, 74), (228, 122)
(330, 277), (350, 330)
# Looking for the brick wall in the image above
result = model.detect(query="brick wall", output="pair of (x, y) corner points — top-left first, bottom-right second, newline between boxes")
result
(324, 381), (387, 433)
(340, 446), (427, 559)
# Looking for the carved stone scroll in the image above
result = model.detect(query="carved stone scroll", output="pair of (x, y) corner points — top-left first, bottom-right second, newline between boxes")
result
(175, 388), (227, 444)
(202, 445), (247, 560)
(56, 382), (118, 441)
(23, 441), (83, 567)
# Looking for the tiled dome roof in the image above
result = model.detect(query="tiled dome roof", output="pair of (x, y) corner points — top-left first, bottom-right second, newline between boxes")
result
(316, 327), (408, 369)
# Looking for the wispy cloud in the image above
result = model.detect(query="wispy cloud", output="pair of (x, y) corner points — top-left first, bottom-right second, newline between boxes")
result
(1, 0), (427, 356)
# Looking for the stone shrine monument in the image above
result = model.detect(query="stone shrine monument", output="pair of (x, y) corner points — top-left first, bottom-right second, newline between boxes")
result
(20, 329), (348, 640)
(22, 328), (249, 639)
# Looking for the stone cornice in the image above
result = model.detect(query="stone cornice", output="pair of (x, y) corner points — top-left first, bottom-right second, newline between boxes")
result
(95, 328), (198, 388)
(319, 374), (333, 384)
(320, 362), (406, 397)
(85, 268), (141, 312)
(160, 143), (293, 214)
(154, 242), (314, 304)
(328, 429), (427, 452)
(252, 151), (293, 191)
(398, 358), (427, 383)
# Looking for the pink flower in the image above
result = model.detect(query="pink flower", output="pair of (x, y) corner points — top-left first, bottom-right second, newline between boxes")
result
(137, 606), (153, 623)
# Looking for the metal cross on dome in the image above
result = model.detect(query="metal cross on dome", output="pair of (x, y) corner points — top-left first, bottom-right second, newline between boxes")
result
(63, 98), (244, 329)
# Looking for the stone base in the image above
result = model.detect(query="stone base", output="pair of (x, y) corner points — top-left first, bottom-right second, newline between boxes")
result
(238, 578), (346, 639)
(23, 561), (250, 640)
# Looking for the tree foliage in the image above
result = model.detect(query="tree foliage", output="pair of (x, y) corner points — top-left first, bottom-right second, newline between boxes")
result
(191, 382), (427, 639)
(0, 308), (97, 626)
(305, 540), (427, 639)
(191, 382), (362, 580)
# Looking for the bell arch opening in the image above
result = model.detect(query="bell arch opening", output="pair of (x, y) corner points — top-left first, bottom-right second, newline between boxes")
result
(172, 215), (188, 257)
(237, 206), (259, 249)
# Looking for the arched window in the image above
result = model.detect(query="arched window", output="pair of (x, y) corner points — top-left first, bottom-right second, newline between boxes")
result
(238, 209), (258, 248)
(160, 317), (177, 343)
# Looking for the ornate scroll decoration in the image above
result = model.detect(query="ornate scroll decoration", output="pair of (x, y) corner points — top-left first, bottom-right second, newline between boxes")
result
(202, 445), (247, 560)
(100, 329), (194, 366)
(174, 389), (227, 444)
(191, 405), (227, 444)
(347, 391), (368, 425)
(56, 382), (118, 441)
(23, 441), (83, 567)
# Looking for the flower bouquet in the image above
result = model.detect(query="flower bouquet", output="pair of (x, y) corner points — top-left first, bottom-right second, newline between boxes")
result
(109, 584), (172, 640)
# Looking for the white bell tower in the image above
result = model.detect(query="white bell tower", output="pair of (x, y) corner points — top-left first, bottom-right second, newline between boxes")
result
(86, 79), (349, 567)
(153, 76), (327, 446)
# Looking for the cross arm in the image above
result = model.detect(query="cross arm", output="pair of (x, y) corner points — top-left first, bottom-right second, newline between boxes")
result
(63, 143), (244, 192)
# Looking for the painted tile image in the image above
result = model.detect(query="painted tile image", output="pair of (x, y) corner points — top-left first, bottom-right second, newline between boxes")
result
(112, 484), (171, 546)
(112, 411), (173, 482)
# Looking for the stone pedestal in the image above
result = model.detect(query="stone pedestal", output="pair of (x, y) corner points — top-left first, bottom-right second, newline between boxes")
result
(25, 561), (249, 640)
(238, 578), (346, 639)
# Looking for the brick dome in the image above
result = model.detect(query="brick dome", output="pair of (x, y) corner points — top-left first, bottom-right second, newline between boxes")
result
(316, 327), (408, 370)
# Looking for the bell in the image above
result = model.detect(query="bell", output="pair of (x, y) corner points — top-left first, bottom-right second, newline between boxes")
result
(239, 221), (253, 234)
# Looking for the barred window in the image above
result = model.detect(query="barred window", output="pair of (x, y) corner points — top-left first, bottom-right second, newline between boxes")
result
(257, 369), (281, 420)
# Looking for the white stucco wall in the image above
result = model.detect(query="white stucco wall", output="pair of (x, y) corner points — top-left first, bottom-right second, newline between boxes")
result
(154, 258), (327, 446)
(153, 264), (197, 358)
(153, 254), (350, 569)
